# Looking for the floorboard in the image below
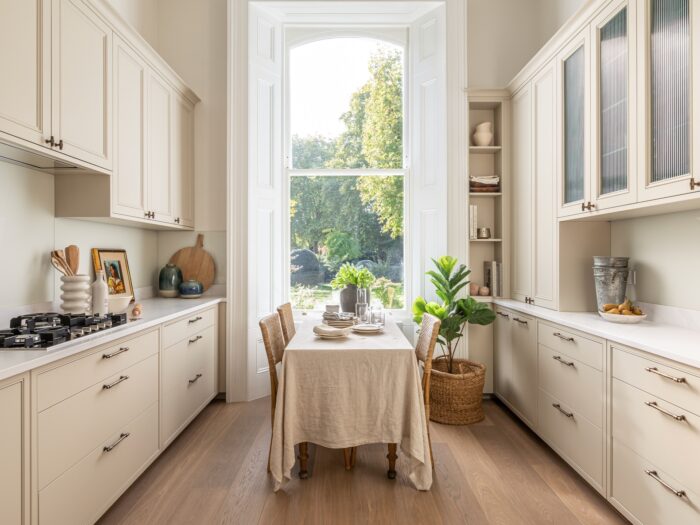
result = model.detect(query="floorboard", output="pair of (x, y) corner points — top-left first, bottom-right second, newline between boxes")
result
(99, 398), (628, 525)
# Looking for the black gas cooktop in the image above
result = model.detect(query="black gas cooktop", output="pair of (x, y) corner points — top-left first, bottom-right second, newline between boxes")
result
(0, 312), (128, 349)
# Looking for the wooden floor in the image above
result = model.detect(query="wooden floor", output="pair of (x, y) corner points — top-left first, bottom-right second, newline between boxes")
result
(99, 398), (627, 525)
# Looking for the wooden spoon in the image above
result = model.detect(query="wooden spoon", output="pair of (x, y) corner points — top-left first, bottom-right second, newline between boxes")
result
(65, 245), (79, 275)
(51, 250), (73, 276)
(51, 254), (70, 276)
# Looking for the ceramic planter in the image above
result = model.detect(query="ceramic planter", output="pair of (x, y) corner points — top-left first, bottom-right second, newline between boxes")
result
(159, 263), (183, 297)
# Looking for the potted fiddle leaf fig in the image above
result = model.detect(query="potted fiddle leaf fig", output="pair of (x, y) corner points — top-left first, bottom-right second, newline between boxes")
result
(330, 263), (375, 313)
(413, 256), (496, 425)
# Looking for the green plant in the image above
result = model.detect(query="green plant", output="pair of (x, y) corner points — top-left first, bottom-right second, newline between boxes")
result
(371, 277), (404, 309)
(323, 230), (361, 267)
(330, 263), (375, 289)
(412, 256), (496, 373)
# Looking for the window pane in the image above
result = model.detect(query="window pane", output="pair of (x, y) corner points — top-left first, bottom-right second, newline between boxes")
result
(600, 8), (628, 195)
(290, 39), (404, 169)
(564, 46), (585, 203)
(650, 0), (690, 182)
(290, 175), (404, 310)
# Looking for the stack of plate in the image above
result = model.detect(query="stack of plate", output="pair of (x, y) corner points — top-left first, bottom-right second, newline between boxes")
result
(322, 312), (356, 328)
(313, 324), (351, 340)
(351, 324), (383, 335)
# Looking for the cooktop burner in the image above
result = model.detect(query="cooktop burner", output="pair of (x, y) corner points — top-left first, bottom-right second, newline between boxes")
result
(1, 312), (128, 349)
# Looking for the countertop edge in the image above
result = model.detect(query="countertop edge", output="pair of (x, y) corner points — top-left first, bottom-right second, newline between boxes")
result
(493, 299), (700, 370)
(0, 297), (226, 382)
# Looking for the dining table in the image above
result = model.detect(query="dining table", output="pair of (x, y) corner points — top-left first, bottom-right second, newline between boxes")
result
(269, 314), (433, 491)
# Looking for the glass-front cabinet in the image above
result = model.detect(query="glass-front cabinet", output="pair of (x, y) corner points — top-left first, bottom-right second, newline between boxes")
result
(638, 0), (697, 201)
(591, 0), (637, 210)
(557, 29), (591, 217)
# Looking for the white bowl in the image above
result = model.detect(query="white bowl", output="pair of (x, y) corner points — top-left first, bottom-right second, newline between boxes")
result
(599, 311), (647, 324)
(108, 296), (133, 314)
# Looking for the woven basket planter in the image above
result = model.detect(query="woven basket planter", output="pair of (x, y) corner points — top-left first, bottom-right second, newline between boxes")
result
(429, 359), (486, 425)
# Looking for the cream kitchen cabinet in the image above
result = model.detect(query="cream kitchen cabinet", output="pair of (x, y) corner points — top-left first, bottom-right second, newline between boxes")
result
(494, 308), (514, 403)
(171, 91), (195, 228)
(0, 374), (29, 525)
(147, 71), (175, 224)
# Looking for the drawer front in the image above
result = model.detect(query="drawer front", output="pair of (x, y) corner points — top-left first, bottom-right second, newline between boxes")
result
(538, 344), (603, 427)
(0, 381), (23, 525)
(162, 325), (217, 444)
(613, 346), (700, 417)
(39, 402), (159, 525)
(38, 354), (158, 490)
(538, 321), (603, 370)
(612, 378), (700, 497)
(538, 389), (603, 488)
(162, 307), (217, 348)
(37, 329), (159, 411)
(612, 439), (700, 525)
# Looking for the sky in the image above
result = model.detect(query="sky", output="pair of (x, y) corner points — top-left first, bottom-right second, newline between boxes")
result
(290, 38), (400, 138)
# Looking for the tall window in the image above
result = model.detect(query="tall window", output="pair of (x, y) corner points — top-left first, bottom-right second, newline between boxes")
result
(288, 37), (406, 310)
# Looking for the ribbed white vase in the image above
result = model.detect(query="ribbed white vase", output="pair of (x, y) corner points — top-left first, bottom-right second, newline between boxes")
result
(60, 275), (91, 314)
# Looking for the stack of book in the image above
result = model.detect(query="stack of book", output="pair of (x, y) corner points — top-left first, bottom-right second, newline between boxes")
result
(469, 204), (478, 240)
(484, 261), (503, 298)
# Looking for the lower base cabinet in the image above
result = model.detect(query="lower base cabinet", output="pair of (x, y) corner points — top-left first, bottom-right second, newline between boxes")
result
(0, 375), (28, 525)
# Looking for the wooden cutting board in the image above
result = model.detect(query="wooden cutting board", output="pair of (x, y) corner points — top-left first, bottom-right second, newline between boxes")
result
(169, 234), (216, 291)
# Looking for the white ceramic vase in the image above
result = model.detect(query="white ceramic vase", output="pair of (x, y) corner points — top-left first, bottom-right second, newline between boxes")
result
(60, 275), (91, 314)
(472, 121), (493, 147)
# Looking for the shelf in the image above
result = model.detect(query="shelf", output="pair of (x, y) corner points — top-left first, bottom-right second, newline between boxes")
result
(470, 238), (502, 243)
(471, 296), (493, 303)
(469, 146), (502, 154)
(469, 192), (502, 197)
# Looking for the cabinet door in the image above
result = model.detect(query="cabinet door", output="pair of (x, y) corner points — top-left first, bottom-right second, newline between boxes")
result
(532, 62), (558, 310)
(510, 313), (538, 428)
(51, 0), (111, 169)
(511, 85), (533, 303)
(171, 93), (195, 228)
(147, 72), (174, 223)
(637, 0), (698, 200)
(557, 29), (591, 217)
(112, 37), (147, 220)
(592, 0), (638, 210)
(494, 309), (513, 403)
(0, 377), (28, 525)
(0, 0), (51, 148)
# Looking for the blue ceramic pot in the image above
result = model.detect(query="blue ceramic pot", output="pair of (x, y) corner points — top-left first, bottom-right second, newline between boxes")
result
(159, 264), (183, 298)
(179, 279), (204, 298)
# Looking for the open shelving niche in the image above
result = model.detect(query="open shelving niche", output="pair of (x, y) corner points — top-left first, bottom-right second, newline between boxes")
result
(466, 89), (511, 395)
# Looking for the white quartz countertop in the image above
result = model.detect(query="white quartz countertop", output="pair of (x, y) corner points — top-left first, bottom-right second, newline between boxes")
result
(494, 299), (700, 369)
(0, 296), (226, 382)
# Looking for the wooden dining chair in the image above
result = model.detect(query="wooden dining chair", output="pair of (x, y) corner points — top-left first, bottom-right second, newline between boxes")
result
(259, 312), (309, 478)
(277, 302), (296, 345)
(387, 313), (441, 479)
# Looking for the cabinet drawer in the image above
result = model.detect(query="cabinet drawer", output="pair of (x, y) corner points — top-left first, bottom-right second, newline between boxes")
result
(612, 439), (700, 525)
(38, 353), (158, 490)
(612, 377), (700, 497)
(162, 307), (217, 348)
(37, 329), (158, 411)
(538, 321), (603, 370)
(538, 344), (603, 427)
(162, 325), (217, 444)
(39, 402), (158, 525)
(538, 389), (603, 488)
(0, 380), (23, 525)
(613, 346), (700, 417)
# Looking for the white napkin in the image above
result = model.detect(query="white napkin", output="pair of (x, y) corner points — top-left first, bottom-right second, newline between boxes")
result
(313, 324), (351, 337)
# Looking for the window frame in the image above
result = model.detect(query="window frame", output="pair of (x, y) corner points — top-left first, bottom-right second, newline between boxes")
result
(282, 28), (411, 312)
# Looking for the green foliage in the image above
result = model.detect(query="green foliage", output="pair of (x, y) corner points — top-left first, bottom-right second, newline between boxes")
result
(327, 85), (370, 169)
(292, 135), (336, 169)
(324, 230), (361, 268)
(291, 284), (332, 310)
(371, 277), (404, 309)
(413, 257), (496, 374)
(357, 176), (404, 238)
(330, 263), (375, 289)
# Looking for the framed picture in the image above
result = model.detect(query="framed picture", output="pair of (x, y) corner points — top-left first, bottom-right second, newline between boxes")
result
(91, 248), (134, 300)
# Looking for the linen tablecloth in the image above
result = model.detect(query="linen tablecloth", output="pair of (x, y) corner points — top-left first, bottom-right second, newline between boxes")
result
(269, 316), (432, 490)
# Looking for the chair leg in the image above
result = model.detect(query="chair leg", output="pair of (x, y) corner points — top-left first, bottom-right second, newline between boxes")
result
(298, 442), (309, 479)
(428, 429), (435, 470)
(387, 443), (398, 479)
(267, 437), (272, 473)
(343, 448), (353, 470)
(350, 446), (357, 467)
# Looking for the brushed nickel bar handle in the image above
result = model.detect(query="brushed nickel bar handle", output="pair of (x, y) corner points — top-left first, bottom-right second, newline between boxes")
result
(644, 401), (686, 421)
(103, 432), (130, 452)
(552, 403), (574, 418)
(188, 335), (203, 344)
(188, 316), (203, 324)
(553, 355), (576, 367)
(512, 317), (528, 325)
(102, 347), (129, 359)
(103, 375), (129, 390)
(645, 367), (686, 383)
(188, 373), (203, 385)
(645, 469), (687, 498)
(553, 332), (575, 342)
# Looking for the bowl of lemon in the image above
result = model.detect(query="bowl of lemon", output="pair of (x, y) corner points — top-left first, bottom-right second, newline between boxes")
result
(599, 299), (647, 324)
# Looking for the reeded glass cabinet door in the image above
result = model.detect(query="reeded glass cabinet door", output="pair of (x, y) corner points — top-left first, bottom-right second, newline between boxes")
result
(592, 1), (637, 209)
(639, 0), (697, 200)
(558, 30), (590, 217)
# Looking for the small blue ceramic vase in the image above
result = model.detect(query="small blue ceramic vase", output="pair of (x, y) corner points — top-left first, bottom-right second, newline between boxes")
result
(179, 279), (204, 298)
(159, 264), (183, 298)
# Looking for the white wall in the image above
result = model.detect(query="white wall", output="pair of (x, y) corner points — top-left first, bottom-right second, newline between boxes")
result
(107, 0), (159, 46)
(611, 210), (700, 311)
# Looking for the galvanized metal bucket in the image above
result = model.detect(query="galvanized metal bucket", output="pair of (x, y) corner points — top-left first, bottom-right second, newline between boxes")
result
(593, 257), (629, 311)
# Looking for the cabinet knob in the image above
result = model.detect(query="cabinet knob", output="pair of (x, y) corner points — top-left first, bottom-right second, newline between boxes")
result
(45, 136), (55, 147)
(691, 178), (699, 191)
(175, 217), (181, 224)
(57, 139), (64, 150)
